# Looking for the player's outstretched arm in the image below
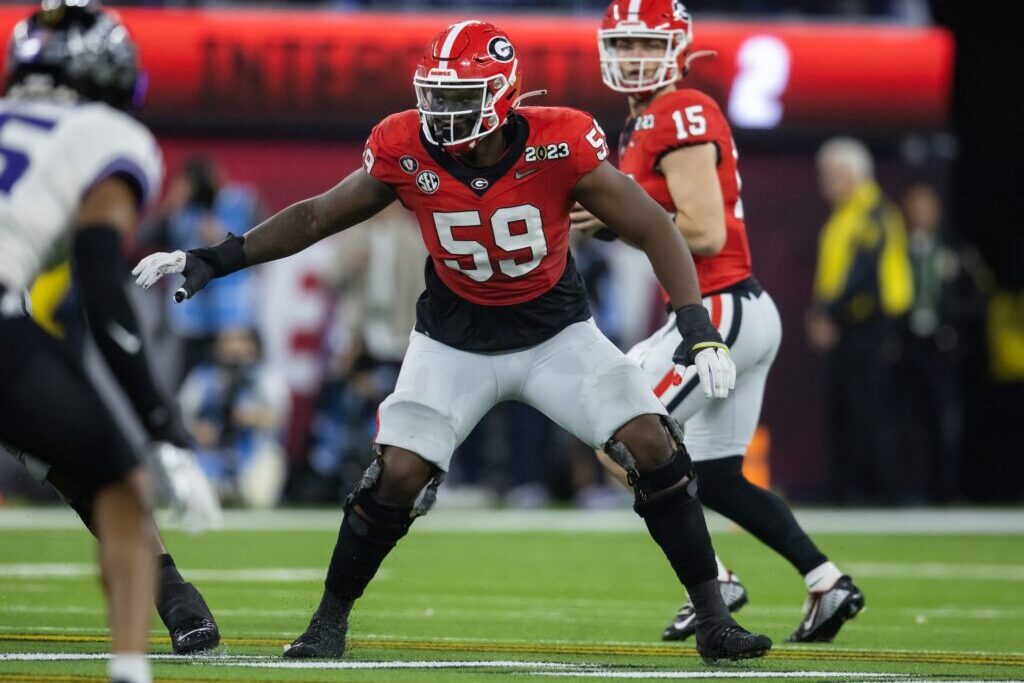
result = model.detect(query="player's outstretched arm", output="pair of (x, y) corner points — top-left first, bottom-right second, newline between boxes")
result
(573, 162), (735, 398)
(133, 169), (396, 301)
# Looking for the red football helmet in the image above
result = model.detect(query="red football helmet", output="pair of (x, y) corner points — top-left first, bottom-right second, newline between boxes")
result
(414, 20), (522, 155)
(598, 0), (694, 93)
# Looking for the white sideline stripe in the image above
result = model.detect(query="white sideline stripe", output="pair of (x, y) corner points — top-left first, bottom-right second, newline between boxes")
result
(0, 654), (908, 679)
(4, 507), (1024, 534)
(846, 562), (1024, 582)
(0, 563), (326, 582)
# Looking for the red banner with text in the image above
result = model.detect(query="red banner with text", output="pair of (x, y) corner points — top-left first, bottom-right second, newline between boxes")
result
(0, 8), (953, 137)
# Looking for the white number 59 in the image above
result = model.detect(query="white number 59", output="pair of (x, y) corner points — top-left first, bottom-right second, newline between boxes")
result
(586, 123), (609, 161)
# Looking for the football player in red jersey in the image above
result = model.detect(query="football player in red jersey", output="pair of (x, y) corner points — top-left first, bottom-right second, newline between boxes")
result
(572, 0), (864, 644)
(134, 20), (772, 663)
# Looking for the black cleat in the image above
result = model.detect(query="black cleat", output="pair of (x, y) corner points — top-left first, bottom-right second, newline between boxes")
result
(695, 621), (772, 664)
(663, 572), (748, 642)
(157, 581), (220, 655)
(283, 614), (348, 659)
(788, 575), (865, 643)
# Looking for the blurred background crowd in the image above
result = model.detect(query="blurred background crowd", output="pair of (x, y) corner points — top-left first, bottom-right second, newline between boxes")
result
(0, 0), (1020, 510)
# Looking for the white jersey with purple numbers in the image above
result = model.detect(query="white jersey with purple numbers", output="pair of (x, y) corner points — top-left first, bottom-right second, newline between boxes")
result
(0, 98), (163, 291)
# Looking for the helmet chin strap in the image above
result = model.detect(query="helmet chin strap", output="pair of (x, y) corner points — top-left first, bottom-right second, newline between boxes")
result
(512, 89), (548, 108)
(682, 50), (717, 76)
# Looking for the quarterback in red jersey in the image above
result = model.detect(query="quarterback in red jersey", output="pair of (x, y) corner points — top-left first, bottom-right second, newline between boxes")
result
(572, 0), (864, 644)
(134, 20), (772, 663)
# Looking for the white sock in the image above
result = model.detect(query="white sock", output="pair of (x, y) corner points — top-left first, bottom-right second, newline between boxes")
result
(715, 555), (731, 581)
(804, 561), (843, 592)
(108, 654), (150, 683)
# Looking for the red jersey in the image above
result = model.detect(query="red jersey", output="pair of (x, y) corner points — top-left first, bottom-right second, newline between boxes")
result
(363, 106), (610, 351)
(617, 88), (752, 296)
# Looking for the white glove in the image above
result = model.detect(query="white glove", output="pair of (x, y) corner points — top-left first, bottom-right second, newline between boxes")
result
(692, 346), (736, 399)
(153, 442), (223, 533)
(132, 251), (186, 289)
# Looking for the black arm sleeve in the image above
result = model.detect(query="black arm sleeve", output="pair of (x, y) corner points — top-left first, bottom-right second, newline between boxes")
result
(71, 226), (189, 447)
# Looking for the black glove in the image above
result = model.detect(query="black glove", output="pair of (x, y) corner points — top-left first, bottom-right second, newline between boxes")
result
(174, 233), (248, 303)
(672, 303), (727, 366)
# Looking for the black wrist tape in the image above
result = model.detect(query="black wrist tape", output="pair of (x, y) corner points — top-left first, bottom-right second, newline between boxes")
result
(189, 232), (247, 277)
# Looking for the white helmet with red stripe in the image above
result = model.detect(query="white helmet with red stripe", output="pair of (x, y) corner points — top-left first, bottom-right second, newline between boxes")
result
(414, 20), (521, 155)
(598, 0), (693, 93)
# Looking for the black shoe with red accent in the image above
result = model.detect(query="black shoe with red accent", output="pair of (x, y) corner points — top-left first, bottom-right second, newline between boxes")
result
(788, 575), (865, 643)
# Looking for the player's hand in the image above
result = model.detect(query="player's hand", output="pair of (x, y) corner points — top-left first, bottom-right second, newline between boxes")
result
(672, 304), (736, 399)
(132, 251), (213, 303)
(153, 442), (223, 533)
(145, 407), (194, 450)
(570, 203), (618, 241)
(570, 203), (606, 233)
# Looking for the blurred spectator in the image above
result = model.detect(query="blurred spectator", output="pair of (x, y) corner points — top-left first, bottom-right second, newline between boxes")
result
(808, 137), (913, 504)
(179, 327), (289, 507)
(138, 156), (262, 382)
(899, 182), (962, 501)
(293, 204), (425, 502)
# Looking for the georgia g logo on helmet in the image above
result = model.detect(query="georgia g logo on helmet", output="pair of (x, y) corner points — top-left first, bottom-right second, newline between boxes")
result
(487, 36), (515, 63)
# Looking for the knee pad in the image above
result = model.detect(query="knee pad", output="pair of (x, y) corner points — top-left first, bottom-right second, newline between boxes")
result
(343, 454), (446, 545)
(605, 415), (696, 511)
(343, 487), (416, 547)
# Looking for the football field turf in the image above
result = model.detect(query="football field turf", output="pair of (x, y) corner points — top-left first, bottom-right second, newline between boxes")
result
(1, 508), (1022, 682)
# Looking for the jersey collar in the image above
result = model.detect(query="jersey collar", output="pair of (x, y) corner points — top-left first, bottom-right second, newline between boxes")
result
(419, 113), (530, 197)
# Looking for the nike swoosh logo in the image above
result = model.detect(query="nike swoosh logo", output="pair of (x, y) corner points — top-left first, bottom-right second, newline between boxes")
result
(803, 599), (820, 631)
(175, 625), (214, 643)
(106, 321), (142, 355)
(515, 167), (540, 179)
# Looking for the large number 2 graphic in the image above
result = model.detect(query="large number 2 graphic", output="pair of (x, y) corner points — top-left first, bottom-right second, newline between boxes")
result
(433, 204), (547, 282)
(0, 112), (56, 194)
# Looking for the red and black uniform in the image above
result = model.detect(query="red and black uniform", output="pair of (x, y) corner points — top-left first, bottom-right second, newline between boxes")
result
(364, 106), (610, 351)
(618, 88), (753, 297)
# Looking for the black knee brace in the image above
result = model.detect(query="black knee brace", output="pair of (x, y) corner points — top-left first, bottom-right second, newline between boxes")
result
(604, 415), (696, 511)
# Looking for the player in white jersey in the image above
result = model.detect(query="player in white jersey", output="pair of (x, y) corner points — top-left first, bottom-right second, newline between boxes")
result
(0, 2), (210, 680)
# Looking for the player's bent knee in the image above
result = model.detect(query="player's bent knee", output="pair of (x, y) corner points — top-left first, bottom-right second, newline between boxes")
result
(604, 415), (697, 513)
(377, 446), (438, 504)
(611, 413), (671, 470)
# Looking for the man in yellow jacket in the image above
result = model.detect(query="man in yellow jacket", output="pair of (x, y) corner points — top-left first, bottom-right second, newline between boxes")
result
(808, 137), (913, 504)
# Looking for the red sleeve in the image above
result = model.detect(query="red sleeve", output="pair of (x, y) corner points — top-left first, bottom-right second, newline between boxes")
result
(363, 113), (409, 186)
(646, 90), (730, 166)
(567, 109), (610, 177)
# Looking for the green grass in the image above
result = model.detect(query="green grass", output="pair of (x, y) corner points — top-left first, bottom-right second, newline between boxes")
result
(1, 516), (1023, 681)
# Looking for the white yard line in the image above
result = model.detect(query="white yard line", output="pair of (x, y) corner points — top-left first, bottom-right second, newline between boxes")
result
(0, 563), (330, 582)
(0, 653), (917, 680)
(3, 507), (1024, 534)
